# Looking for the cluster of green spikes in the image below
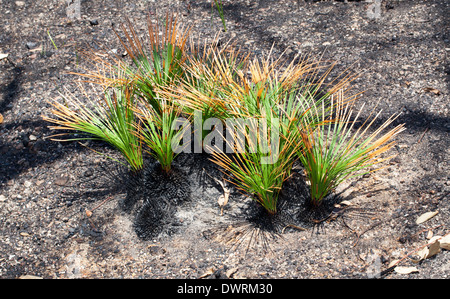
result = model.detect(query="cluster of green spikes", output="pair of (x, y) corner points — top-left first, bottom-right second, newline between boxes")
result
(44, 13), (405, 215)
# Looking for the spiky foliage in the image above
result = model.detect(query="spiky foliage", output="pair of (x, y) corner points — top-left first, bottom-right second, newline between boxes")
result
(134, 99), (186, 173)
(298, 91), (406, 206)
(210, 118), (301, 215)
(114, 14), (191, 115)
(202, 50), (351, 215)
(182, 38), (249, 118)
(161, 37), (250, 147)
(45, 13), (193, 173)
(43, 83), (144, 173)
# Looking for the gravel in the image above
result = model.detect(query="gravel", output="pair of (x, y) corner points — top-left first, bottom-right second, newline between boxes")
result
(0, 0), (448, 279)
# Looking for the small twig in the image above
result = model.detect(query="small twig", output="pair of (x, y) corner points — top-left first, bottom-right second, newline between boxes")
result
(341, 216), (382, 247)
(85, 195), (113, 217)
(83, 195), (114, 232)
(281, 224), (307, 234)
(312, 205), (348, 224)
(417, 127), (429, 144)
(203, 168), (222, 183)
(87, 218), (98, 230)
(203, 168), (229, 215)
(6, 56), (17, 68)
(352, 221), (382, 247)
(380, 231), (450, 277)
(413, 224), (443, 238)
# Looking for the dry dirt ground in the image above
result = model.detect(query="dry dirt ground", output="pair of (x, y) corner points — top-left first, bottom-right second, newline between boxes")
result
(0, 0), (449, 279)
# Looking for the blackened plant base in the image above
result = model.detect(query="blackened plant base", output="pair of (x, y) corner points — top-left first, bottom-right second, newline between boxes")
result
(281, 170), (345, 227)
(110, 154), (347, 245)
(134, 196), (175, 240)
(209, 173), (344, 253)
(118, 167), (146, 213)
(118, 160), (192, 240)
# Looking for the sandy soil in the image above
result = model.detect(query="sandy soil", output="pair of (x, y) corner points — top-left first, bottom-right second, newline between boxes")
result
(0, 0), (448, 279)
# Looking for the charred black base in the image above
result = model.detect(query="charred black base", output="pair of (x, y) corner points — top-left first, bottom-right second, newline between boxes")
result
(110, 156), (345, 243)
(214, 170), (345, 252)
(134, 196), (173, 240)
(284, 173), (344, 228)
(116, 160), (192, 240)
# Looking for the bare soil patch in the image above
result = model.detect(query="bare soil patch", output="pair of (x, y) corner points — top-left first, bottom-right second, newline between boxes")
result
(0, 0), (448, 279)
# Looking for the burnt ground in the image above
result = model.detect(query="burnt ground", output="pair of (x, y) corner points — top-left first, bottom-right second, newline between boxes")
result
(0, 0), (449, 279)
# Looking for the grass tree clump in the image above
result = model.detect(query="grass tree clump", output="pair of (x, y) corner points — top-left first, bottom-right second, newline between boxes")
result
(162, 38), (250, 148)
(134, 98), (187, 173)
(44, 14), (195, 239)
(43, 11), (405, 241)
(44, 83), (144, 173)
(55, 13), (192, 172)
(190, 49), (351, 216)
(207, 64), (300, 215)
(297, 92), (406, 207)
(114, 14), (191, 115)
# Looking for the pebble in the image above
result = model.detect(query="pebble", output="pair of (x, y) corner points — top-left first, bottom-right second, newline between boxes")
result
(26, 42), (37, 49)
(0, 195), (6, 202)
(83, 168), (94, 177)
(54, 176), (69, 186)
